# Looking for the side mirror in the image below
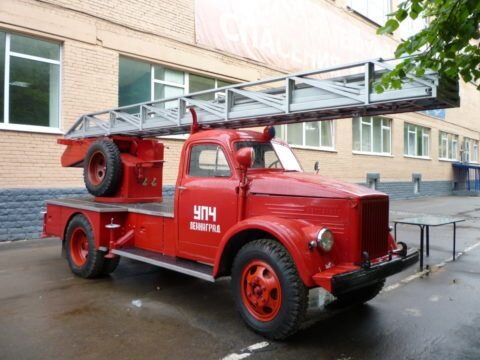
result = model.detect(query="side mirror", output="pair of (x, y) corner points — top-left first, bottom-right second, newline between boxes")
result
(314, 161), (320, 174)
(236, 147), (254, 170)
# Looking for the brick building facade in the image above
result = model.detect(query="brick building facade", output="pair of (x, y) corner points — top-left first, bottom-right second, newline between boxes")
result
(0, 0), (479, 240)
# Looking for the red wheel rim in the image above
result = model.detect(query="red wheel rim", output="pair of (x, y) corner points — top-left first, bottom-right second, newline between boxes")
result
(240, 260), (282, 322)
(70, 227), (89, 267)
(87, 151), (107, 186)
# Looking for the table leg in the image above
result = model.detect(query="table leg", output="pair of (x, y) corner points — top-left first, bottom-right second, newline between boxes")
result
(453, 222), (456, 261)
(419, 225), (424, 271)
(426, 226), (430, 257)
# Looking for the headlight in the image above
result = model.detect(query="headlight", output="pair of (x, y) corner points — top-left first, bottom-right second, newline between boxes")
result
(317, 228), (334, 252)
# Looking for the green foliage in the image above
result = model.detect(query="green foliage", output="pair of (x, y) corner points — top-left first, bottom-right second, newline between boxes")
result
(376, 0), (480, 92)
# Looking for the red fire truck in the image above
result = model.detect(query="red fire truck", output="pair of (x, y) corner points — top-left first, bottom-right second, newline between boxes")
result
(43, 59), (459, 339)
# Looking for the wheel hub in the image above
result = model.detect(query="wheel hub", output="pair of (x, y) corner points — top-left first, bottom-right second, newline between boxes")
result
(88, 151), (107, 186)
(241, 260), (282, 322)
(70, 227), (89, 267)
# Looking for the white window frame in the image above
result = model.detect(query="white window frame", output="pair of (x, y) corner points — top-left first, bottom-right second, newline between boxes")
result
(353, 116), (392, 156)
(279, 121), (335, 151)
(404, 123), (430, 159)
(348, 0), (392, 26)
(0, 32), (62, 134)
(438, 131), (458, 161)
(151, 65), (187, 103)
(440, 132), (448, 159)
(151, 66), (231, 103)
(464, 140), (470, 162)
(464, 138), (479, 163)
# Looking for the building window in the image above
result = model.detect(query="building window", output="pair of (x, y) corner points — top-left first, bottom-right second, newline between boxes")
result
(189, 73), (215, 100)
(464, 138), (479, 163)
(352, 116), (391, 155)
(348, 0), (391, 26)
(0, 31), (61, 130)
(153, 64), (185, 108)
(118, 56), (233, 108)
(275, 121), (334, 150)
(438, 131), (458, 160)
(404, 123), (430, 158)
(119, 57), (151, 107)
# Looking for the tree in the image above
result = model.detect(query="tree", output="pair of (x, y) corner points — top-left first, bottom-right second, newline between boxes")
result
(376, 0), (480, 92)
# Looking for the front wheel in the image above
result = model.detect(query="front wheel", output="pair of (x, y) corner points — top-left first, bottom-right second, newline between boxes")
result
(231, 239), (308, 340)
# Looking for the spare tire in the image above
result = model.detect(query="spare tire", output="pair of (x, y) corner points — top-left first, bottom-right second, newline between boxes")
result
(84, 140), (122, 197)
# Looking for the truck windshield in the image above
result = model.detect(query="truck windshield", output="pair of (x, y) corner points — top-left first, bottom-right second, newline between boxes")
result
(235, 141), (302, 171)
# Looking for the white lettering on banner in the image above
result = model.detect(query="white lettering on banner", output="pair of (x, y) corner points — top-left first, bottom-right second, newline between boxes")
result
(192, 205), (220, 233)
(195, 0), (396, 72)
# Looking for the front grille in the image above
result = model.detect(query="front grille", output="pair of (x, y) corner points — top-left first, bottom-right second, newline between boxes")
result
(360, 197), (389, 259)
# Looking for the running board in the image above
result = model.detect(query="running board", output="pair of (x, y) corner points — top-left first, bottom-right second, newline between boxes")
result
(112, 248), (215, 282)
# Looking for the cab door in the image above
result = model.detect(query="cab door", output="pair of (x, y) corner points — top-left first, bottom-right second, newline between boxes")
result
(177, 143), (238, 263)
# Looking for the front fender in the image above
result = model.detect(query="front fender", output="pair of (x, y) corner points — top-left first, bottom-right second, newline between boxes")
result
(214, 215), (322, 287)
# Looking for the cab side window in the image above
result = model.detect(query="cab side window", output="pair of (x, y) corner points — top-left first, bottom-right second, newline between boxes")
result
(189, 144), (232, 177)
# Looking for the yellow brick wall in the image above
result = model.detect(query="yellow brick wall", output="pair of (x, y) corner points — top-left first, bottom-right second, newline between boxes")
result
(162, 139), (184, 185)
(62, 41), (119, 128)
(42, 0), (195, 44)
(0, 0), (478, 188)
(0, 132), (82, 187)
(446, 82), (480, 131)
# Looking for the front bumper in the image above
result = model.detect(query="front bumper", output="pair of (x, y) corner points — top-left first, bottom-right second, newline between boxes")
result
(331, 248), (419, 296)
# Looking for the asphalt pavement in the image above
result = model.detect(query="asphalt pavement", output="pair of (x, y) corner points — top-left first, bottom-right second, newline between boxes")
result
(0, 195), (479, 360)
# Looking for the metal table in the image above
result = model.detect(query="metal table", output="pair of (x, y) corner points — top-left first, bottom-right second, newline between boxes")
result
(393, 215), (465, 271)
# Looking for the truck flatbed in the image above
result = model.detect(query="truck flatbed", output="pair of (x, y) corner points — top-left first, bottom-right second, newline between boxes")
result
(46, 196), (174, 218)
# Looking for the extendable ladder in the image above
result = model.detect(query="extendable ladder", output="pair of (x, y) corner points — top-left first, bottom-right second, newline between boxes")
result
(64, 58), (459, 139)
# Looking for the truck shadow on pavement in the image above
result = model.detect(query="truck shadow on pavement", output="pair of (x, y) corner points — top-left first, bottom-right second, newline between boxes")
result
(100, 259), (393, 355)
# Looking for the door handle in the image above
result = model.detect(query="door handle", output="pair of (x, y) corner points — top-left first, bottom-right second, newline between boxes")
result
(177, 186), (187, 191)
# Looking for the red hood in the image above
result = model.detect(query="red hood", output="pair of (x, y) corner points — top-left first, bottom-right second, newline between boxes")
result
(248, 171), (385, 199)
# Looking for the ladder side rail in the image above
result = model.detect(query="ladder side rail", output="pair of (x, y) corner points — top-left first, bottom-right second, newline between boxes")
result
(69, 57), (385, 130)
(63, 57), (458, 140)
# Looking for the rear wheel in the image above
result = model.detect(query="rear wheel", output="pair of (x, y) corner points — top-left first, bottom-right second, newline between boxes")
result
(84, 140), (122, 197)
(232, 239), (308, 340)
(65, 214), (106, 278)
(331, 280), (385, 308)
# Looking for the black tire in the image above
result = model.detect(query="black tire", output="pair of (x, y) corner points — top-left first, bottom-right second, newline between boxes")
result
(331, 280), (385, 308)
(83, 140), (122, 197)
(231, 239), (308, 340)
(65, 214), (105, 278)
(101, 256), (121, 275)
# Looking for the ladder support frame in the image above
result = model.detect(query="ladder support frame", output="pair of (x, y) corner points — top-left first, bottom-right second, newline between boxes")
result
(64, 58), (459, 139)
